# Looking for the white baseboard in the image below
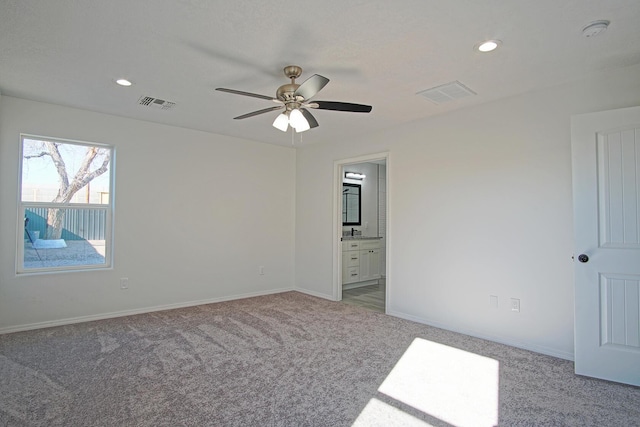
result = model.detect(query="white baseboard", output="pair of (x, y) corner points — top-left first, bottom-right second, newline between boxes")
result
(386, 309), (574, 361)
(0, 287), (294, 335)
(294, 287), (335, 301)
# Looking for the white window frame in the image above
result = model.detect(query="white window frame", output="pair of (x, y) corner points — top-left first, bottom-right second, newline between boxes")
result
(17, 134), (115, 274)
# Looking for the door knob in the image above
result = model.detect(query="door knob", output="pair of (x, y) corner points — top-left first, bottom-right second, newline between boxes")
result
(578, 254), (589, 263)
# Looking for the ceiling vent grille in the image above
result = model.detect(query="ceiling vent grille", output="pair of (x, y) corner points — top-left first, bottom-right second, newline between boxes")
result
(417, 81), (476, 104)
(138, 96), (176, 110)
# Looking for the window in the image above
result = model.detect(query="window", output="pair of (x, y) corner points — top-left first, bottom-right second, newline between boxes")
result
(18, 135), (114, 273)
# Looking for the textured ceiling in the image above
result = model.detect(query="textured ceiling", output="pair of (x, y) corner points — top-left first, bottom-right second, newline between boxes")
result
(1, 0), (639, 147)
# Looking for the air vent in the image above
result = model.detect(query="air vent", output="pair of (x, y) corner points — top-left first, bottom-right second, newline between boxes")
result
(417, 81), (476, 104)
(138, 96), (176, 110)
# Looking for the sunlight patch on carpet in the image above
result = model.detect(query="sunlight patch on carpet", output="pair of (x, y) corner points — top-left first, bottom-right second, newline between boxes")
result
(352, 398), (434, 427)
(377, 337), (499, 427)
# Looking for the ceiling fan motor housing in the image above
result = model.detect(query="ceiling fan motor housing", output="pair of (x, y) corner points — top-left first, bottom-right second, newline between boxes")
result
(277, 65), (305, 106)
(276, 83), (300, 102)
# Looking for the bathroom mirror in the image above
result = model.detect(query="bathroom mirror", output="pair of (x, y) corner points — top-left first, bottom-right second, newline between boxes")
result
(342, 183), (361, 226)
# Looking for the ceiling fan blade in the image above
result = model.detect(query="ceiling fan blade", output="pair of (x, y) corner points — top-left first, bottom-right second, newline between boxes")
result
(313, 101), (372, 113)
(216, 88), (276, 101)
(294, 74), (330, 100)
(300, 108), (319, 129)
(233, 105), (283, 120)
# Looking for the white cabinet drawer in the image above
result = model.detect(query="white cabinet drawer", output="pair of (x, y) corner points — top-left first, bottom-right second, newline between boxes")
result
(343, 266), (360, 284)
(344, 250), (359, 267)
(359, 240), (381, 250)
(342, 241), (361, 251)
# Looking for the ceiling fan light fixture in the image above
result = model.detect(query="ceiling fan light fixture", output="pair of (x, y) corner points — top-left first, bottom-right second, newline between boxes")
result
(273, 112), (289, 132)
(289, 108), (310, 132)
(217, 65), (373, 135)
(295, 122), (310, 133)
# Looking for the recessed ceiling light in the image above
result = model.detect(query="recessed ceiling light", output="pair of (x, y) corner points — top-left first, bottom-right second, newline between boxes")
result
(115, 78), (133, 87)
(475, 40), (501, 53)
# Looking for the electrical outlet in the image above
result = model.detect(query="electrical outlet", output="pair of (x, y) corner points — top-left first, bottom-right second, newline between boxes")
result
(259, 266), (264, 275)
(510, 298), (520, 312)
(120, 278), (129, 290)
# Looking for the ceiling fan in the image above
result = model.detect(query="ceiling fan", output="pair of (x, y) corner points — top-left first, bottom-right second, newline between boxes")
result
(216, 65), (372, 133)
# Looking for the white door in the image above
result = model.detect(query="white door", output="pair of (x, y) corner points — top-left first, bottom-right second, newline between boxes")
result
(572, 105), (640, 386)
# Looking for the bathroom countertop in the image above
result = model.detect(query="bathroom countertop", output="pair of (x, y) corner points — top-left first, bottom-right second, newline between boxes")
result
(341, 236), (383, 241)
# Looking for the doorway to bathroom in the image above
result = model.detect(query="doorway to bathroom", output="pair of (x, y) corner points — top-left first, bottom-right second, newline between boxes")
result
(333, 153), (388, 313)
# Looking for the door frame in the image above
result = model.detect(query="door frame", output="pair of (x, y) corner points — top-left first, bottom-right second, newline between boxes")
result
(332, 152), (390, 306)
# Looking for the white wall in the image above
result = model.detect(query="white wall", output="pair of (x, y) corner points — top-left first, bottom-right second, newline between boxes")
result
(0, 97), (296, 332)
(294, 63), (640, 359)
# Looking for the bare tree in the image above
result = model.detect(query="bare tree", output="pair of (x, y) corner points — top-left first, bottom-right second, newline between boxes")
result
(24, 141), (111, 239)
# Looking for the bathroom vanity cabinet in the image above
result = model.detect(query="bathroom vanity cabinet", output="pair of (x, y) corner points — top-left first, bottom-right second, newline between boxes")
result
(341, 239), (382, 288)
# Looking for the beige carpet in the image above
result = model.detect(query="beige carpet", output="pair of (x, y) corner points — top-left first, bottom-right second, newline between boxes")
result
(1, 291), (638, 426)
